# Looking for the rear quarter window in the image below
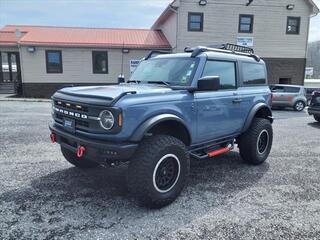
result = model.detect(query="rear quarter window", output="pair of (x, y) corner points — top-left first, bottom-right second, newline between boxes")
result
(284, 87), (300, 93)
(242, 63), (266, 85)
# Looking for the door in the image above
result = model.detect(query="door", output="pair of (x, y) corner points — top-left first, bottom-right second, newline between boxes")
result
(271, 85), (286, 105)
(195, 60), (243, 143)
(0, 52), (21, 83)
(0, 52), (21, 94)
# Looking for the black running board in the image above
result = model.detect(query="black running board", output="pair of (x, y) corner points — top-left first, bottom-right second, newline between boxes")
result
(189, 140), (235, 160)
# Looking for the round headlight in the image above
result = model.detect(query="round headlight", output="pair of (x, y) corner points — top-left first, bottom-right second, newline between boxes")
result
(99, 110), (114, 130)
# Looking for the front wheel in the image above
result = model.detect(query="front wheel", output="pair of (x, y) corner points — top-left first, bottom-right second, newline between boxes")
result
(294, 101), (305, 111)
(238, 118), (273, 165)
(127, 135), (190, 208)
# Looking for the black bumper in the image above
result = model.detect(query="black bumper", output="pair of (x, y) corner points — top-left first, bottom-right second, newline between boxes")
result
(49, 123), (138, 164)
(308, 106), (320, 115)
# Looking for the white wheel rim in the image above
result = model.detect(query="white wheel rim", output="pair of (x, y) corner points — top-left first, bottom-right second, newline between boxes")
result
(296, 102), (304, 111)
(257, 129), (269, 155)
(152, 154), (181, 193)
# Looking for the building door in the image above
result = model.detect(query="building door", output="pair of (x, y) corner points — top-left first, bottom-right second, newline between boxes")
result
(0, 52), (21, 94)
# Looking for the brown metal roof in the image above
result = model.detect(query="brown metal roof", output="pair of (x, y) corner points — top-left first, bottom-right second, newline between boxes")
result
(0, 31), (26, 46)
(0, 25), (171, 49)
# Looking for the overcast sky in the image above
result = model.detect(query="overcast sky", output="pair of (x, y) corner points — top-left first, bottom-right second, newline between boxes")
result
(0, 0), (319, 42)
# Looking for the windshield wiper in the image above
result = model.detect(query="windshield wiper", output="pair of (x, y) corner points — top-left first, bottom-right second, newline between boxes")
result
(147, 81), (171, 87)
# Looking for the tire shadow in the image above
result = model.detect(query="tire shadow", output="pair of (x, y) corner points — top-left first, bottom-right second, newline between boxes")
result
(308, 122), (320, 129)
(0, 151), (269, 239)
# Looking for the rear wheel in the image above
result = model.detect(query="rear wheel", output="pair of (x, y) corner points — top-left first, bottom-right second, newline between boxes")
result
(239, 118), (273, 165)
(294, 101), (305, 111)
(127, 135), (190, 208)
(61, 147), (99, 168)
(314, 115), (320, 122)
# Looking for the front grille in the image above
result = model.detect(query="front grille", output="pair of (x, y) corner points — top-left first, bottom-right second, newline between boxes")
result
(55, 100), (88, 112)
(53, 99), (104, 133)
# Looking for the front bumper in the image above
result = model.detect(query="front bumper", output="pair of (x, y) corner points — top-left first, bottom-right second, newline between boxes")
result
(308, 106), (320, 115)
(49, 123), (138, 164)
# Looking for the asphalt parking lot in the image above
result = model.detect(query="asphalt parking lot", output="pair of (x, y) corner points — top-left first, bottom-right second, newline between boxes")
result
(0, 101), (320, 240)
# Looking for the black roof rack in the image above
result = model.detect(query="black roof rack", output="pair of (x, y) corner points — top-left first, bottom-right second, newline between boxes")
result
(144, 50), (171, 60)
(184, 43), (260, 62)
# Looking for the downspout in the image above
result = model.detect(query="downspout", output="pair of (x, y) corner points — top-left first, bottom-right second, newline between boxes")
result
(16, 31), (25, 96)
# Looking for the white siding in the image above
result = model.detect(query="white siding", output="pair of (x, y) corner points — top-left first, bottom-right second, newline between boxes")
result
(20, 46), (150, 83)
(157, 12), (178, 50)
(176, 0), (312, 58)
(0, 46), (19, 52)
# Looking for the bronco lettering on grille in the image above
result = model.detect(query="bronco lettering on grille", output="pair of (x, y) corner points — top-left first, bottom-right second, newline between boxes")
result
(54, 107), (88, 119)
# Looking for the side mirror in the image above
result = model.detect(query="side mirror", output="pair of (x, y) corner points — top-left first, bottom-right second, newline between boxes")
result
(197, 76), (220, 91)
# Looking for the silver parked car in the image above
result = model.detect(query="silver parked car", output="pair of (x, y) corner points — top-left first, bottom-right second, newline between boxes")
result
(270, 84), (307, 111)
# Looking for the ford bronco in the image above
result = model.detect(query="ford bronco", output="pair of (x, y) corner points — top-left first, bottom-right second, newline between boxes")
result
(308, 91), (320, 122)
(49, 44), (273, 208)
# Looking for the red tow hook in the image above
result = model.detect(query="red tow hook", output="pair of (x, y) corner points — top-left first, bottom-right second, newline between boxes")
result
(77, 146), (86, 158)
(50, 133), (56, 143)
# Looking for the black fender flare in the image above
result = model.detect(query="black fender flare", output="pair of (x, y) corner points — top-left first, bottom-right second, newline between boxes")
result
(130, 113), (191, 142)
(241, 103), (273, 133)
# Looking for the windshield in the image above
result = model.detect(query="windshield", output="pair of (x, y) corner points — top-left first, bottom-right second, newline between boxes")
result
(129, 58), (198, 86)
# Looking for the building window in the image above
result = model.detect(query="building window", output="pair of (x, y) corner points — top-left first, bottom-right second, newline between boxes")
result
(45, 50), (62, 73)
(242, 63), (266, 85)
(92, 51), (108, 74)
(188, 12), (203, 32)
(239, 14), (254, 33)
(202, 60), (236, 89)
(286, 16), (300, 34)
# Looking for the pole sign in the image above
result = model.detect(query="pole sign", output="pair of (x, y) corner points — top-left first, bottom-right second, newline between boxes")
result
(237, 37), (254, 47)
(130, 59), (141, 73)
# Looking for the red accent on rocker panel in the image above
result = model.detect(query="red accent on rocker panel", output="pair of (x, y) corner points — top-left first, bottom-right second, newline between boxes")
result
(207, 147), (231, 157)
(77, 146), (86, 158)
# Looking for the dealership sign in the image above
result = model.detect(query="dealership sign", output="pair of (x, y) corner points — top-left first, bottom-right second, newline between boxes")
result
(305, 67), (314, 77)
(130, 59), (141, 73)
(237, 37), (254, 47)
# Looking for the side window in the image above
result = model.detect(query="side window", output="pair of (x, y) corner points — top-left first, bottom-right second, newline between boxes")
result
(202, 61), (236, 90)
(46, 50), (62, 73)
(188, 12), (204, 32)
(92, 51), (108, 74)
(242, 63), (266, 85)
(271, 86), (285, 92)
(284, 87), (300, 93)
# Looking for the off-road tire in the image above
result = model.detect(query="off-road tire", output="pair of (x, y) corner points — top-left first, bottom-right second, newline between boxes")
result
(127, 135), (190, 208)
(61, 146), (99, 168)
(294, 101), (305, 111)
(314, 115), (320, 122)
(238, 118), (273, 165)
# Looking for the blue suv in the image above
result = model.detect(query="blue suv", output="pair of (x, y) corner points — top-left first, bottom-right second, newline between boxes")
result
(49, 44), (273, 208)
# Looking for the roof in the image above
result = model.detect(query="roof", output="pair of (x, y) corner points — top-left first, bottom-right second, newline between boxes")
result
(308, 0), (320, 15)
(0, 25), (171, 49)
(0, 31), (26, 46)
(152, 0), (177, 29)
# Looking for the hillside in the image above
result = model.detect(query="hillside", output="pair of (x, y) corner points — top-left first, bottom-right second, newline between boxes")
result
(307, 40), (320, 78)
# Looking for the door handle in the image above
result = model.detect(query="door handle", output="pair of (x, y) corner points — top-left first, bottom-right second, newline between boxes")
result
(232, 98), (242, 103)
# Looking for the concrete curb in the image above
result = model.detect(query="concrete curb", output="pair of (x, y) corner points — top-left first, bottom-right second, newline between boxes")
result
(0, 98), (51, 102)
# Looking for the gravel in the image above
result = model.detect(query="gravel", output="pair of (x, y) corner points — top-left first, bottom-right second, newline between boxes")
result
(0, 101), (320, 240)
